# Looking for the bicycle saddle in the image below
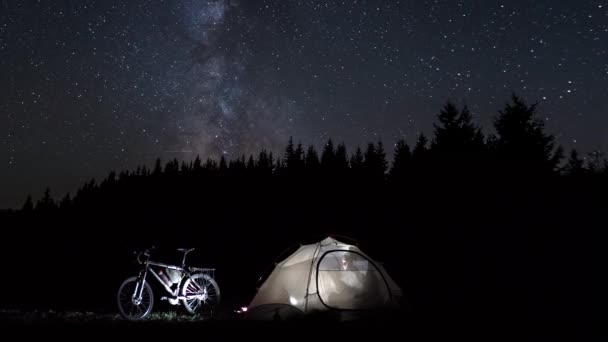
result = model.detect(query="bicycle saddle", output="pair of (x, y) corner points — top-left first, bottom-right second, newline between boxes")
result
(178, 248), (195, 253)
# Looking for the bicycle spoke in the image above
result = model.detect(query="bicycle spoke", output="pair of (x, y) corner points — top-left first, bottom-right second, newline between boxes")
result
(180, 273), (219, 316)
(118, 278), (153, 320)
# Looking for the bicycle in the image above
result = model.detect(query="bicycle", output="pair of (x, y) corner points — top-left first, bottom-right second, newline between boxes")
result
(117, 246), (220, 320)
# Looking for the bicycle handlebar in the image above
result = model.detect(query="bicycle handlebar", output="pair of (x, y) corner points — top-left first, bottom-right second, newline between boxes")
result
(144, 245), (155, 256)
(135, 246), (155, 264)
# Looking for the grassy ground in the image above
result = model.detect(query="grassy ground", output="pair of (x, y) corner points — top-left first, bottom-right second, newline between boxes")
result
(0, 308), (602, 340)
(0, 308), (210, 322)
(0, 308), (406, 340)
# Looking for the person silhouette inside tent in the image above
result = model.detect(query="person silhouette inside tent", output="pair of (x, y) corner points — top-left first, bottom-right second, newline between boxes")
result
(340, 252), (374, 309)
(341, 254), (350, 271)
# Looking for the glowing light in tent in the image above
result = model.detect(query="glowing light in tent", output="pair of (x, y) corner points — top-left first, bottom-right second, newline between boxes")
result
(289, 296), (298, 305)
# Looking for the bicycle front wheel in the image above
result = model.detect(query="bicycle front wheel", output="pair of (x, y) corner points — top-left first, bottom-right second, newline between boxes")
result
(180, 273), (220, 316)
(117, 276), (154, 320)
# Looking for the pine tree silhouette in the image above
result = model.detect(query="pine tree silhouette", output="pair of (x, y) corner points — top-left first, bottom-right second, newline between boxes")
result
(335, 143), (349, 171)
(36, 187), (57, 212)
(257, 149), (274, 176)
(22, 195), (34, 212)
(363, 141), (387, 179)
(375, 141), (388, 177)
(431, 101), (485, 168)
(492, 94), (562, 175)
(433, 101), (460, 150)
(205, 157), (218, 171)
(412, 133), (429, 175)
(363, 143), (376, 175)
(586, 150), (607, 175)
(153, 158), (163, 176)
(275, 157), (284, 174)
(390, 139), (412, 180)
(563, 149), (586, 176)
(60, 193), (72, 210)
(284, 137), (296, 169)
(305, 145), (320, 169)
(219, 155), (228, 171)
(321, 139), (336, 171)
(295, 142), (305, 171)
(229, 155), (246, 171)
(118, 170), (129, 181)
(165, 159), (180, 175)
(282, 137), (305, 174)
(413, 133), (428, 160)
(268, 152), (275, 174)
(247, 155), (256, 169)
(350, 146), (364, 171)
(193, 155), (202, 171)
(180, 161), (190, 173)
(459, 106), (486, 154)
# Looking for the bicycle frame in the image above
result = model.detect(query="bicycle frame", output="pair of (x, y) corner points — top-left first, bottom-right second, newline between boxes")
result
(134, 258), (215, 302)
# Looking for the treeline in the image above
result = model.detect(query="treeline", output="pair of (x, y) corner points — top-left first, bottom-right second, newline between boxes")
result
(18, 94), (608, 212)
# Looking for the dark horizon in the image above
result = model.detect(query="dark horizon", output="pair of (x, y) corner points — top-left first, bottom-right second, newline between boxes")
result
(7, 93), (605, 210)
(4, 96), (603, 210)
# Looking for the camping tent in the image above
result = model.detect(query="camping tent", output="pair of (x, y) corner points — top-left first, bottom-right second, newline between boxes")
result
(247, 236), (402, 320)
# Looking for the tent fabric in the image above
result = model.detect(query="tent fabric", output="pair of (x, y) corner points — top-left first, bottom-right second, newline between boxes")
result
(247, 237), (402, 319)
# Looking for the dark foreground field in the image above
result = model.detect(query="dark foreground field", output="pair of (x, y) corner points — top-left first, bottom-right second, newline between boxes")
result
(0, 309), (603, 340)
(2, 151), (606, 341)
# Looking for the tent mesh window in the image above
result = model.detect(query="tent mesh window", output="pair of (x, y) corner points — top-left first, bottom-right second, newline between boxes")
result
(316, 250), (391, 310)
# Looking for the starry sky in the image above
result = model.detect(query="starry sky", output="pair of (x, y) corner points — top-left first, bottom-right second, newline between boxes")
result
(1, 0), (607, 208)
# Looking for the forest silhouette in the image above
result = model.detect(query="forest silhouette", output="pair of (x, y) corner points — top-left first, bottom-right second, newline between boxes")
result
(0, 95), (605, 322)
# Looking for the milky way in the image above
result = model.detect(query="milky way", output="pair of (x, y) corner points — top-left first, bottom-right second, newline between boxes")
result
(162, 1), (296, 158)
(1, 0), (607, 208)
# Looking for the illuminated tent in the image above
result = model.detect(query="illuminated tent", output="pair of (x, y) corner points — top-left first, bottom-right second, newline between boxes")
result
(246, 237), (402, 320)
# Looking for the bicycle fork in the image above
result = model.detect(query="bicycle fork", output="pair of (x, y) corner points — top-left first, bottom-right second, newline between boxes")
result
(132, 268), (149, 305)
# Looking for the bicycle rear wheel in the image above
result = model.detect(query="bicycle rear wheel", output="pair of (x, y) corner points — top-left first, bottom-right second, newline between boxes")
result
(117, 276), (154, 320)
(180, 273), (220, 316)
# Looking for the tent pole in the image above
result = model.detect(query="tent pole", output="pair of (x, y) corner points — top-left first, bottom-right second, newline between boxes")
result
(303, 241), (321, 313)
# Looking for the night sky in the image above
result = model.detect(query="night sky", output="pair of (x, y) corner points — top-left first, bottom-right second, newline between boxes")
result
(1, 0), (607, 208)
